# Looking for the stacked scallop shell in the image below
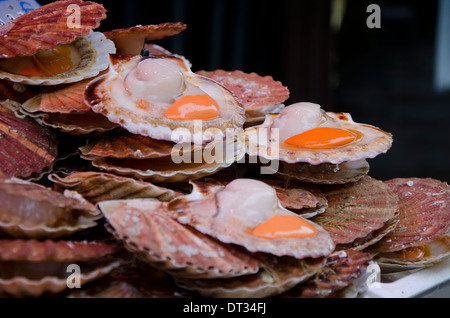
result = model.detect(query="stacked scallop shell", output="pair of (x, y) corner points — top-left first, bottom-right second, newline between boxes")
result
(0, 0), (448, 299)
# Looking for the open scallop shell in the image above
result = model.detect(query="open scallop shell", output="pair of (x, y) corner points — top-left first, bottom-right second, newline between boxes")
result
(371, 178), (450, 253)
(0, 101), (58, 180)
(0, 0), (106, 59)
(174, 254), (320, 298)
(0, 32), (116, 86)
(196, 69), (289, 124)
(49, 171), (180, 204)
(85, 54), (245, 143)
(312, 176), (399, 250)
(282, 249), (374, 298)
(98, 199), (260, 279)
(104, 22), (187, 55)
(375, 236), (450, 273)
(80, 134), (246, 184)
(163, 180), (335, 259)
(244, 104), (393, 165)
(0, 239), (122, 297)
(0, 178), (101, 239)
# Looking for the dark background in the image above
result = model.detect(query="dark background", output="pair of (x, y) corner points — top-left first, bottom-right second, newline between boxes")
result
(40, 0), (450, 182)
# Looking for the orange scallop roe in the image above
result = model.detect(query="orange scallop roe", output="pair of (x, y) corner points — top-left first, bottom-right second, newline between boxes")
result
(18, 45), (74, 77)
(402, 246), (428, 260)
(284, 127), (357, 149)
(164, 94), (220, 120)
(252, 215), (318, 240)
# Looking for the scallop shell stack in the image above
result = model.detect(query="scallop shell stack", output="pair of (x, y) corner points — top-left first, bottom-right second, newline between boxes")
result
(0, 0), (448, 299)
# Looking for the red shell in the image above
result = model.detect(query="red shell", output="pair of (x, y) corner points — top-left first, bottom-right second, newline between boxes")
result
(372, 178), (450, 253)
(196, 69), (290, 112)
(0, 0), (106, 58)
(0, 239), (121, 262)
(0, 102), (57, 180)
(312, 176), (399, 247)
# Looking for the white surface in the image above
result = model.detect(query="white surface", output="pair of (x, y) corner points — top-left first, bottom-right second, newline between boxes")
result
(364, 257), (450, 298)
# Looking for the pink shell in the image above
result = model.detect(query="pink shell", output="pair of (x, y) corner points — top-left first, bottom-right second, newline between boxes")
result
(312, 176), (399, 248)
(196, 69), (289, 115)
(372, 178), (450, 253)
(0, 0), (106, 58)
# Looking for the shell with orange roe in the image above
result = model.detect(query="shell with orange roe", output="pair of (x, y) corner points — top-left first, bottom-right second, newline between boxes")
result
(85, 54), (245, 144)
(0, 239), (122, 297)
(244, 102), (393, 165)
(160, 179), (335, 259)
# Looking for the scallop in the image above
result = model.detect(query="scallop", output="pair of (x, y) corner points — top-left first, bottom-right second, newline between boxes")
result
(245, 102), (393, 165)
(85, 54), (245, 144)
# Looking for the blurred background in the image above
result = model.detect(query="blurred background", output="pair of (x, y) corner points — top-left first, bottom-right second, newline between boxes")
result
(38, 0), (449, 182)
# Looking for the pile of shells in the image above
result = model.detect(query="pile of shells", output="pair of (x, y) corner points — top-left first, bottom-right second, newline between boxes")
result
(0, 0), (448, 298)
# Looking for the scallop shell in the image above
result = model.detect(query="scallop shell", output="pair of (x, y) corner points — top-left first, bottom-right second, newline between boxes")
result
(0, 178), (101, 239)
(263, 159), (370, 185)
(371, 178), (450, 253)
(244, 103), (393, 165)
(164, 180), (335, 259)
(0, 239), (122, 297)
(174, 254), (319, 298)
(375, 236), (450, 273)
(98, 199), (260, 279)
(312, 176), (399, 250)
(0, 0), (106, 59)
(196, 69), (289, 121)
(0, 32), (116, 85)
(282, 249), (374, 298)
(0, 101), (58, 180)
(85, 54), (245, 143)
(20, 73), (120, 135)
(104, 22), (187, 55)
(49, 171), (180, 204)
(80, 134), (245, 184)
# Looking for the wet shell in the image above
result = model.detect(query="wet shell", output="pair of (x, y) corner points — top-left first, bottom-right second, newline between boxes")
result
(312, 176), (399, 250)
(0, 32), (116, 86)
(164, 179), (335, 259)
(0, 0), (106, 59)
(80, 134), (245, 184)
(244, 103), (393, 165)
(263, 159), (370, 185)
(98, 199), (260, 279)
(196, 69), (289, 120)
(0, 239), (122, 297)
(174, 254), (319, 298)
(104, 22), (187, 55)
(0, 178), (101, 239)
(0, 101), (57, 180)
(375, 236), (450, 273)
(85, 54), (245, 143)
(49, 171), (180, 204)
(371, 178), (450, 253)
(282, 249), (374, 298)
